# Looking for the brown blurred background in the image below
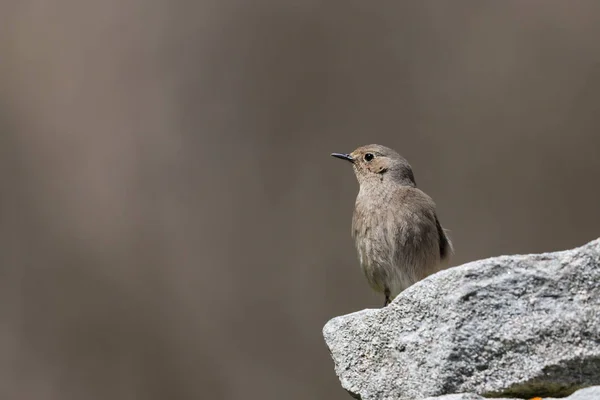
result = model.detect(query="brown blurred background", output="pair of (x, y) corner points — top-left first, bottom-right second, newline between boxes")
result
(1, 1), (600, 399)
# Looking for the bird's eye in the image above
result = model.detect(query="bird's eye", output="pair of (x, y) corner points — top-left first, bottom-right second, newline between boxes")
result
(364, 153), (374, 162)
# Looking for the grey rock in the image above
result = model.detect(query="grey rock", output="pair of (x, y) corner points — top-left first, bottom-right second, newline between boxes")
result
(323, 239), (600, 400)
(551, 386), (600, 400)
(422, 394), (507, 400)
(423, 386), (600, 400)
(423, 385), (600, 400)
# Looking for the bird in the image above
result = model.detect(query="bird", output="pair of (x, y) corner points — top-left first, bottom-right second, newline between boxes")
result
(331, 144), (453, 307)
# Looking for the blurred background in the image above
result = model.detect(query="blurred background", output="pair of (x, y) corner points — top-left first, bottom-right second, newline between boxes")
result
(1, 1), (600, 399)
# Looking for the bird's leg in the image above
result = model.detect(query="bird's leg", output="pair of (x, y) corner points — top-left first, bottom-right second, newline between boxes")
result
(384, 288), (391, 307)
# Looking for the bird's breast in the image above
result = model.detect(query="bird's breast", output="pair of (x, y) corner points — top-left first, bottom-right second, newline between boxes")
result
(352, 200), (394, 265)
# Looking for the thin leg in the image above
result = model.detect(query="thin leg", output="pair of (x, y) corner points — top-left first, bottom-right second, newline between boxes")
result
(384, 288), (391, 307)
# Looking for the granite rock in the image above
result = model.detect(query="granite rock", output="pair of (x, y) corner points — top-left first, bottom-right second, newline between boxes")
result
(423, 385), (600, 399)
(323, 239), (600, 400)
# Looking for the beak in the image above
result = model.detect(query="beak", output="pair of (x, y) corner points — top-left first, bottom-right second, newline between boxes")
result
(331, 152), (354, 163)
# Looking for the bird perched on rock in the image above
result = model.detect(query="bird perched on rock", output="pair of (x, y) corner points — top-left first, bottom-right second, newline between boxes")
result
(331, 144), (453, 306)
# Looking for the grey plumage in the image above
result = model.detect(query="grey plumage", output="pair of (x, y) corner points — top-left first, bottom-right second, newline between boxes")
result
(331, 144), (453, 306)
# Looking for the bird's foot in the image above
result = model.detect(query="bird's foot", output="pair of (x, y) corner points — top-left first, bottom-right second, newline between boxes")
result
(383, 288), (391, 307)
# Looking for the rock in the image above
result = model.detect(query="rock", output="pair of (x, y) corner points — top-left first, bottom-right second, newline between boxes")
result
(548, 386), (600, 400)
(423, 394), (496, 400)
(423, 385), (600, 400)
(323, 239), (600, 400)
(422, 394), (503, 400)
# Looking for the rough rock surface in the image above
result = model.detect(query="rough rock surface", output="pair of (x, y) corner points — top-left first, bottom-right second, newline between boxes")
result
(423, 385), (600, 400)
(323, 239), (600, 400)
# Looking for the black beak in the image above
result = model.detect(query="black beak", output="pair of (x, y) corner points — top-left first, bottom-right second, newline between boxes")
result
(331, 153), (354, 163)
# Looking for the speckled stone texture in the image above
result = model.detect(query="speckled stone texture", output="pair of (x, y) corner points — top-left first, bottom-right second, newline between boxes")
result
(423, 386), (600, 400)
(323, 239), (600, 400)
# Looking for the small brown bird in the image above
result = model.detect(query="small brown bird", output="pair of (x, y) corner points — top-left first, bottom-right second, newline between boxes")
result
(331, 144), (453, 306)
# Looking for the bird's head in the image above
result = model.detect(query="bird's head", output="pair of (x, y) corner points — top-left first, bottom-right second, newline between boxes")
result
(331, 144), (416, 188)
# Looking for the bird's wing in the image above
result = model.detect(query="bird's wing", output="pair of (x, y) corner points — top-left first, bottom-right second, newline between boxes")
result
(435, 214), (453, 260)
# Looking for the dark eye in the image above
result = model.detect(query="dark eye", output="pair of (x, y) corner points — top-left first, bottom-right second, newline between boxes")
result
(364, 153), (374, 162)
